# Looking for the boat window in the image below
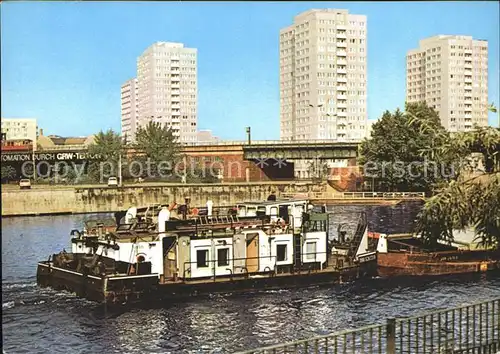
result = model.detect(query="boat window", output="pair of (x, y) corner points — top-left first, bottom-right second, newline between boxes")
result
(257, 206), (266, 217)
(196, 249), (209, 268)
(277, 244), (287, 262)
(279, 205), (290, 223)
(270, 207), (278, 217)
(305, 241), (317, 260)
(217, 248), (230, 266)
(246, 232), (259, 244)
(247, 207), (257, 216)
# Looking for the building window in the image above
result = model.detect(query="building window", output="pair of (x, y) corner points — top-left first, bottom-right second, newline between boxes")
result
(305, 242), (317, 260)
(196, 249), (209, 268)
(217, 248), (229, 267)
(277, 244), (287, 262)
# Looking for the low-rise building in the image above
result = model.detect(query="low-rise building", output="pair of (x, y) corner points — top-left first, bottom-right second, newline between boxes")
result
(196, 130), (220, 144)
(37, 129), (95, 151)
(1, 118), (38, 149)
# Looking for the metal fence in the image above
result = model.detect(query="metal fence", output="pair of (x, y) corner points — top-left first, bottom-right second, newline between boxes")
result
(394, 299), (500, 353)
(280, 192), (426, 200)
(236, 298), (500, 354)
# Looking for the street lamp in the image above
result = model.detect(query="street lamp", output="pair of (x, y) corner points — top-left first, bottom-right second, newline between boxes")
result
(488, 102), (498, 128)
(326, 113), (338, 140)
(346, 122), (354, 141)
(30, 139), (36, 182)
(310, 96), (338, 140)
(306, 104), (324, 178)
(309, 103), (324, 140)
(246, 127), (251, 145)
(118, 135), (127, 187)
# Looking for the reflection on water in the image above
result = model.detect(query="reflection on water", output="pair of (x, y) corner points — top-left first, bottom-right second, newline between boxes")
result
(2, 202), (500, 353)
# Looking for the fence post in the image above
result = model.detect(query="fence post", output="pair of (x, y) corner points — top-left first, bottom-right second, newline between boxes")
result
(386, 318), (396, 354)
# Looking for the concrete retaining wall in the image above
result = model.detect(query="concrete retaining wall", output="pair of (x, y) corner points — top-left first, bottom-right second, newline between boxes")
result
(1, 182), (327, 216)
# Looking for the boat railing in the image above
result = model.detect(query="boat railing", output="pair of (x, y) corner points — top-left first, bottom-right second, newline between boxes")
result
(166, 215), (273, 235)
(293, 251), (331, 272)
(182, 255), (278, 280)
(181, 251), (332, 281)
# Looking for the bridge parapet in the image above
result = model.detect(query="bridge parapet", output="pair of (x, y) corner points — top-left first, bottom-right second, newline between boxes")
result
(181, 139), (362, 146)
(243, 142), (359, 160)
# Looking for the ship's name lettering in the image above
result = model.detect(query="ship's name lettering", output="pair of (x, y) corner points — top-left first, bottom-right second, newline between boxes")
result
(440, 256), (459, 261)
(358, 254), (376, 263)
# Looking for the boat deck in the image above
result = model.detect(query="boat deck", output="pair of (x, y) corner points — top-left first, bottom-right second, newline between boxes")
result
(162, 267), (343, 285)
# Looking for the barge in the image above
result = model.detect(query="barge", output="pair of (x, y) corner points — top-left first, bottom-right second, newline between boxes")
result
(36, 199), (377, 305)
(374, 233), (500, 277)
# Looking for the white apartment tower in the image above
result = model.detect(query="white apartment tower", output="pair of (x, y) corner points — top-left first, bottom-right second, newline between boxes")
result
(406, 35), (489, 132)
(120, 78), (138, 142)
(280, 9), (367, 141)
(121, 42), (198, 142)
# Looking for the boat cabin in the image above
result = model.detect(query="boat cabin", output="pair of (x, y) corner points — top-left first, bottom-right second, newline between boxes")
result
(68, 206), (331, 282)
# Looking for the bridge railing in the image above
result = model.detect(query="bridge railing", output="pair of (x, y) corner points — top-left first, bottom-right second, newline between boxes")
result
(181, 139), (361, 147)
(280, 192), (426, 200)
(236, 297), (500, 354)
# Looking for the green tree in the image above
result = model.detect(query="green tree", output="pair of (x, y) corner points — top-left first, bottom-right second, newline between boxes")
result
(1, 165), (17, 182)
(414, 104), (500, 249)
(359, 102), (450, 192)
(87, 129), (123, 183)
(54, 163), (88, 184)
(132, 121), (181, 179)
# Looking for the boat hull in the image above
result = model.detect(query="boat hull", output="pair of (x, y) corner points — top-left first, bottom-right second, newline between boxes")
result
(37, 260), (376, 305)
(37, 262), (108, 302)
(377, 250), (500, 277)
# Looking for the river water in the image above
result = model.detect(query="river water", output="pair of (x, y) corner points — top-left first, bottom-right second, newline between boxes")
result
(3, 202), (500, 353)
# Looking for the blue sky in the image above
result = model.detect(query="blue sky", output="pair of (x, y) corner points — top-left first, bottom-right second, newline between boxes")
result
(1, 1), (499, 140)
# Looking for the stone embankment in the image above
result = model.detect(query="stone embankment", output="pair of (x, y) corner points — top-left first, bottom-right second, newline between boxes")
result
(1, 182), (326, 216)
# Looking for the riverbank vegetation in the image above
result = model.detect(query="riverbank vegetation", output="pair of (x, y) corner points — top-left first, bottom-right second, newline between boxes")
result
(415, 123), (499, 249)
(84, 123), (219, 184)
(361, 101), (500, 248)
(359, 102), (450, 192)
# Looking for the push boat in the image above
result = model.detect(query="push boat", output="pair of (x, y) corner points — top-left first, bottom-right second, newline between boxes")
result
(36, 199), (378, 305)
(373, 233), (500, 277)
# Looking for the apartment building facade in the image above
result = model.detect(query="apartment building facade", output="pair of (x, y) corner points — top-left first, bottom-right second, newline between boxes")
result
(121, 42), (198, 142)
(406, 35), (489, 132)
(120, 78), (139, 142)
(280, 9), (368, 141)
